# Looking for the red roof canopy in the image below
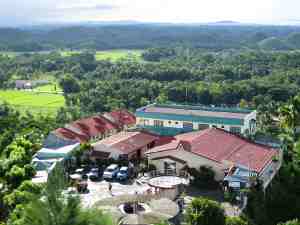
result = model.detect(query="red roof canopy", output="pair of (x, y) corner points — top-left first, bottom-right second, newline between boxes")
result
(69, 115), (118, 138)
(54, 127), (89, 143)
(106, 110), (136, 127)
(94, 131), (158, 155)
(149, 128), (278, 173)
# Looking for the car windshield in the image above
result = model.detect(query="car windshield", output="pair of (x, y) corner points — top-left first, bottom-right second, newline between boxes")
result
(119, 170), (126, 174)
(106, 168), (114, 172)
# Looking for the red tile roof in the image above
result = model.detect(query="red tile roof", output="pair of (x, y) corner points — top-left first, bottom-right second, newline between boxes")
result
(54, 128), (89, 143)
(148, 141), (180, 153)
(93, 131), (158, 155)
(149, 128), (278, 173)
(105, 110), (136, 128)
(68, 115), (118, 138)
(155, 136), (177, 147)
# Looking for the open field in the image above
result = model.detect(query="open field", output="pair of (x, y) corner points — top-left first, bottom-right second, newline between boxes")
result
(33, 83), (63, 92)
(61, 49), (143, 61)
(0, 52), (18, 58)
(0, 90), (65, 116)
(1, 49), (144, 61)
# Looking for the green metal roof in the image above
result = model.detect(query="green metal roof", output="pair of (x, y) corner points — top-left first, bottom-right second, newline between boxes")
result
(154, 103), (254, 114)
(135, 111), (244, 126)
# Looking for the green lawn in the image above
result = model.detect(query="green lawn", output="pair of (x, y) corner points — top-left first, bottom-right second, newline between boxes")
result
(0, 52), (17, 58)
(1, 50), (144, 61)
(0, 90), (65, 116)
(61, 49), (143, 61)
(33, 83), (63, 92)
(95, 50), (143, 61)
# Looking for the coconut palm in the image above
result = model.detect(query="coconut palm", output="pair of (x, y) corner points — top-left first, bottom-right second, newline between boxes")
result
(279, 95), (300, 135)
(279, 95), (300, 161)
(9, 164), (113, 225)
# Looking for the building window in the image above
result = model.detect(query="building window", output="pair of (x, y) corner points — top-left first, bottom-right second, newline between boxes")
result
(154, 120), (164, 127)
(140, 119), (149, 126)
(230, 126), (241, 134)
(183, 122), (193, 131)
(198, 124), (209, 130)
(144, 119), (149, 126)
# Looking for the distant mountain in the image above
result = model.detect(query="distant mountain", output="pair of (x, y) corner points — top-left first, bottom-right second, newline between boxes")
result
(203, 20), (258, 26)
(212, 20), (241, 25)
(286, 32), (300, 48)
(258, 37), (291, 50)
(2, 24), (300, 52)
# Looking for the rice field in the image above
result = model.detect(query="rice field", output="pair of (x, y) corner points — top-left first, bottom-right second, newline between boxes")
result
(61, 49), (143, 61)
(0, 90), (65, 116)
(33, 83), (63, 92)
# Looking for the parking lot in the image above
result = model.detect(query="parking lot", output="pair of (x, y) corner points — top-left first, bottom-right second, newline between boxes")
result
(80, 179), (150, 208)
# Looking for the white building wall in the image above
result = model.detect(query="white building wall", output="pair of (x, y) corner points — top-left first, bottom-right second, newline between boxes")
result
(137, 113), (257, 135)
(149, 148), (226, 181)
(243, 111), (257, 135)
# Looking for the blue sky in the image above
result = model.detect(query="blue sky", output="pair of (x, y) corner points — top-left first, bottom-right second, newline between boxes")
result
(0, 0), (299, 26)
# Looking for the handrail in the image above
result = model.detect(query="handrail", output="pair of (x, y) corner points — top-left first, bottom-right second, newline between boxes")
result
(144, 169), (189, 179)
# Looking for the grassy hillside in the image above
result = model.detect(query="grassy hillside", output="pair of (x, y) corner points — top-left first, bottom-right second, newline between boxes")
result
(0, 90), (65, 115)
(258, 37), (291, 50)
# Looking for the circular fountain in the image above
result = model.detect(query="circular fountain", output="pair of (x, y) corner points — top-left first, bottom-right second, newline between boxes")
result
(119, 202), (151, 215)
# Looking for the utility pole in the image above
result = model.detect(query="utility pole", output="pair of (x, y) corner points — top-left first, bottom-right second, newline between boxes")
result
(185, 86), (188, 105)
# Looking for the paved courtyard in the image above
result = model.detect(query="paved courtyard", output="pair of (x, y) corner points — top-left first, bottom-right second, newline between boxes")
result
(79, 178), (243, 217)
(80, 179), (150, 208)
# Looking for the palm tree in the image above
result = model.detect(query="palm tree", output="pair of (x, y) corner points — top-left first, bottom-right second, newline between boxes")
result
(279, 95), (300, 135)
(279, 95), (300, 162)
(11, 164), (113, 225)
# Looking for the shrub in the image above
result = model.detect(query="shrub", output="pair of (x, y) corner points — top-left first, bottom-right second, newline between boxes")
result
(278, 220), (300, 225)
(188, 166), (218, 189)
(226, 217), (249, 225)
(185, 197), (225, 225)
(224, 191), (237, 204)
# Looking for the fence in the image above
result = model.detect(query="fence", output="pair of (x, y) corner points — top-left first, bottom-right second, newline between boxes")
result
(145, 169), (189, 179)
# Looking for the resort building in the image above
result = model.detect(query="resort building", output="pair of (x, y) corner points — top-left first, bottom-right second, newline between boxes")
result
(43, 115), (119, 148)
(103, 110), (136, 130)
(15, 79), (49, 89)
(146, 128), (282, 189)
(90, 131), (158, 161)
(136, 103), (256, 136)
(31, 143), (80, 183)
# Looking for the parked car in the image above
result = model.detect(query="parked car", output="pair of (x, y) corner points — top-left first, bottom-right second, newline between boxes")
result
(88, 168), (102, 181)
(103, 164), (119, 179)
(117, 167), (129, 181)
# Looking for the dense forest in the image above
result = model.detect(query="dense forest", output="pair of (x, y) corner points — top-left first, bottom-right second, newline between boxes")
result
(2, 25), (300, 51)
(2, 48), (300, 115)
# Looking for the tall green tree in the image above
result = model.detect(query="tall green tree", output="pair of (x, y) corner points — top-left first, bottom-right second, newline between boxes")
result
(7, 164), (113, 225)
(278, 220), (300, 225)
(185, 197), (225, 225)
(279, 95), (300, 135)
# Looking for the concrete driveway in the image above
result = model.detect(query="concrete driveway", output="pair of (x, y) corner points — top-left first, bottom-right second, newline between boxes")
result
(80, 179), (150, 208)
